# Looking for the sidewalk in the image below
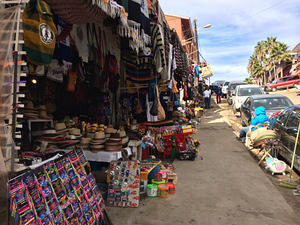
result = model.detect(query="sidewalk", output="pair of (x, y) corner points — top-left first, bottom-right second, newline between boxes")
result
(108, 102), (299, 225)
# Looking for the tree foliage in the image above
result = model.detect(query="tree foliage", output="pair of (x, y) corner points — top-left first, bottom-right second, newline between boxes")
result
(247, 37), (292, 84)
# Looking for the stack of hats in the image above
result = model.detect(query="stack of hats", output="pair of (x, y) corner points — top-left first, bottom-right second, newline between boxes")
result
(90, 131), (106, 152)
(23, 101), (39, 119)
(55, 123), (69, 136)
(69, 128), (83, 140)
(120, 130), (129, 147)
(105, 133), (122, 152)
(105, 127), (117, 139)
(39, 105), (53, 119)
(77, 137), (91, 149)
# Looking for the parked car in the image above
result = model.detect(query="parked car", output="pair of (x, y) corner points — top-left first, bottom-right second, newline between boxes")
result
(232, 85), (264, 114)
(227, 81), (247, 105)
(240, 95), (293, 127)
(222, 81), (230, 98)
(267, 74), (300, 92)
(211, 80), (226, 87)
(273, 105), (300, 172)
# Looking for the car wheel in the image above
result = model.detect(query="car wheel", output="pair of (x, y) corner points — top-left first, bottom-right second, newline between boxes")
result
(272, 87), (277, 92)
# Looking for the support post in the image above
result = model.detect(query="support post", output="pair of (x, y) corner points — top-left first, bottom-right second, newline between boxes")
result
(193, 19), (200, 64)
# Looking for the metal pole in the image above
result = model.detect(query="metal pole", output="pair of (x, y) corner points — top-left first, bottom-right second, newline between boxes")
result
(193, 19), (200, 64)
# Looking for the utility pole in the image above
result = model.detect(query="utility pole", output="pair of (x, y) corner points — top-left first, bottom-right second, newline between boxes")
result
(193, 19), (200, 64)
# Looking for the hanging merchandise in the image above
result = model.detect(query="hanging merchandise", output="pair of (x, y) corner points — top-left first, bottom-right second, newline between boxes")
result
(46, 59), (64, 83)
(66, 68), (78, 92)
(54, 16), (73, 66)
(156, 86), (166, 121)
(23, 0), (57, 65)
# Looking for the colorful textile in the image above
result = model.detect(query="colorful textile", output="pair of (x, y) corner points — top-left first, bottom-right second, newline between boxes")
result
(23, 0), (57, 65)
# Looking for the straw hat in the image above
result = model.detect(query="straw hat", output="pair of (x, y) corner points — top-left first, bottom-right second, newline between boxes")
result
(24, 101), (34, 110)
(81, 138), (91, 145)
(40, 110), (53, 119)
(94, 131), (105, 140)
(105, 145), (122, 152)
(90, 145), (105, 152)
(77, 137), (90, 149)
(70, 128), (82, 136)
(55, 123), (69, 134)
(105, 127), (117, 134)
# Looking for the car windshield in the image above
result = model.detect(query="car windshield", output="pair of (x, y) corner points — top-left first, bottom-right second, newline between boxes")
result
(224, 82), (230, 86)
(230, 83), (244, 91)
(253, 97), (293, 110)
(237, 87), (263, 96)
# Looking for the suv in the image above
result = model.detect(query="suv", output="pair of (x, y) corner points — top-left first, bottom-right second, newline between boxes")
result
(222, 81), (230, 98)
(227, 81), (247, 105)
(232, 85), (264, 113)
(267, 74), (300, 91)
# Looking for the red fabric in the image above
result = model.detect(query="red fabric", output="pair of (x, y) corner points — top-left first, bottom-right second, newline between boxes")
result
(142, 146), (149, 160)
(216, 94), (221, 103)
(175, 134), (186, 151)
(162, 138), (172, 160)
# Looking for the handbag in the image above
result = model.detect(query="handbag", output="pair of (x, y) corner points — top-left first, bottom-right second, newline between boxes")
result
(156, 86), (166, 121)
(67, 69), (78, 92)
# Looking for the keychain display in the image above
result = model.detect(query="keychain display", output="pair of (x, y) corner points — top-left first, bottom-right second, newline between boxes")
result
(8, 149), (105, 225)
(107, 161), (140, 208)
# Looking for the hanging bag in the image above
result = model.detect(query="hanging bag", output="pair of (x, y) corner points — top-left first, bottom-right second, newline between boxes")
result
(150, 86), (158, 116)
(156, 86), (166, 121)
(22, 0), (57, 65)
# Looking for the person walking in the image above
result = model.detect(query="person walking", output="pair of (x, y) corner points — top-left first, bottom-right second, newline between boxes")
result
(203, 87), (211, 109)
(216, 86), (221, 104)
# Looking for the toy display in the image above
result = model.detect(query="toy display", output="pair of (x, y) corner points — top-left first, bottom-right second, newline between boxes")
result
(107, 161), (140, 208)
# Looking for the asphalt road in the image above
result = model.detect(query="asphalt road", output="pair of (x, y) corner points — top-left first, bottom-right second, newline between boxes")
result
(108, 100), (300, 225)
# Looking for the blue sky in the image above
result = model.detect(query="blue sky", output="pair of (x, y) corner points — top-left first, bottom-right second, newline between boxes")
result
(160, 0), (300, 83)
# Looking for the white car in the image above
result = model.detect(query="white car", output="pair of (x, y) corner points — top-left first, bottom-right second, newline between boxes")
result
(232, 85), (264, 113)
(222, 81), (230, 98)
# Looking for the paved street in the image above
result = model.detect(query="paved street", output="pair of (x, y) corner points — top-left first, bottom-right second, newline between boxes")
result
(109, 100), (300, 225)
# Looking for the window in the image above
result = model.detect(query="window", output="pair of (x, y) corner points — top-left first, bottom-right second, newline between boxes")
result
(237, 87), (263, 96)
(286, 112), (300, 128)
(253, 97), (293, 110)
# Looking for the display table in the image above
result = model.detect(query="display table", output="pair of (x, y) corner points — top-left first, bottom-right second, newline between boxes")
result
(54, 149), (123, 162)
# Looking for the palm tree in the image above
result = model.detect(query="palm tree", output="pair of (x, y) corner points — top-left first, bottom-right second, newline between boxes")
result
(248, 37), (292, 85)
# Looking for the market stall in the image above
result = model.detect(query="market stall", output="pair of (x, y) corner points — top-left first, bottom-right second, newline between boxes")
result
(1, 0), (204, 222)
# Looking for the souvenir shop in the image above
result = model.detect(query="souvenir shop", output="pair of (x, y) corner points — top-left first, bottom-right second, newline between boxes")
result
(1, 0), (204, 223)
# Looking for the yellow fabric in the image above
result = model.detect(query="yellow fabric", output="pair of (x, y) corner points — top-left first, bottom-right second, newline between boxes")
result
(22, 0), (57, 65)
